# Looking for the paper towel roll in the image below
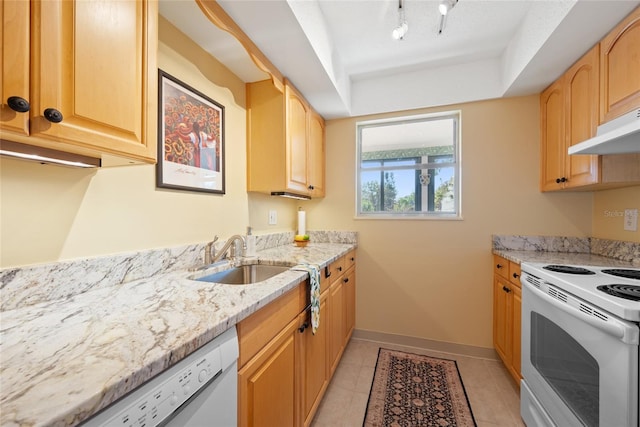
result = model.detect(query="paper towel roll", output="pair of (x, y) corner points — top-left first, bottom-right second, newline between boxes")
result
(298, 210), (306, 236)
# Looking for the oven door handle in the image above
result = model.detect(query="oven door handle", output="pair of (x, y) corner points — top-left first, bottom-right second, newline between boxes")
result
(523, 278), (639, 345)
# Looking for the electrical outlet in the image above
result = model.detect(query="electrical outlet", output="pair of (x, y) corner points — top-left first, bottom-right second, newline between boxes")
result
(268, 210), (277, 225)
(624, 209), (638, 231)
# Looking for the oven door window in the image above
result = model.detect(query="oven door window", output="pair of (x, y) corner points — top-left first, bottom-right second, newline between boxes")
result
(531, 312), (599, 427)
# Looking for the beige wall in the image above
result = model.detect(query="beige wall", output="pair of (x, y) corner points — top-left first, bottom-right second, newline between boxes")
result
(0, 18), (294, 268)
(1, 16), (635, 350)
(306, 95), (595, 349)
(592, 186), (640, 242)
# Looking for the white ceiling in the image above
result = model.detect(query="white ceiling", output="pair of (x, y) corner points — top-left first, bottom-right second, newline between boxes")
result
(159, 0), (640, 120)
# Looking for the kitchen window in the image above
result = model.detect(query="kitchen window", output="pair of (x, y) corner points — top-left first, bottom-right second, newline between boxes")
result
(356, 111), (461, 219)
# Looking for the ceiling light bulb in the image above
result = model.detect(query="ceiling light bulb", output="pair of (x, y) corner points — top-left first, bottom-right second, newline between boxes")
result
(439, 0), (457, 16)
(392, 21), (408, 40)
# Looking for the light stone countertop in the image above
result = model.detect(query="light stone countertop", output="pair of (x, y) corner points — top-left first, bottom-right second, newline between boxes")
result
(493, 249), (637, 268)
(0, 242), (355, 427)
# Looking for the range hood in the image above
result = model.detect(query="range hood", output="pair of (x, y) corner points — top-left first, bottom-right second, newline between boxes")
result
(569, 108), (640, 155)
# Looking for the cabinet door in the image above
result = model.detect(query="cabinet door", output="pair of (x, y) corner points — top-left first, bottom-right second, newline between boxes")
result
(343, 267), (356, 344)
(565, 45), (600, 188)
(30, 0), (156, 162)
(239, 318), (298, 427)
(0, 0), (30, 136)
(285, 85), (309, 194)
(328, 279), (344, 376)
(300, 293), (328, 427)
(493, 275), (513, 366)
(540, 80), (565, 191)
(308, 110), (325, 198)
(600, 6), (640, 123)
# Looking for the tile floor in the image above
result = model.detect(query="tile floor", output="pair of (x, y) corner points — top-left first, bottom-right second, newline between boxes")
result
(311, 338), (525, 427)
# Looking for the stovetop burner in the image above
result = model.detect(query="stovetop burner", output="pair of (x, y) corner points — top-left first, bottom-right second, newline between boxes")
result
(602, 269), (640, 280)
(543, 265), (596, 275)
(597, 284), (640, 302)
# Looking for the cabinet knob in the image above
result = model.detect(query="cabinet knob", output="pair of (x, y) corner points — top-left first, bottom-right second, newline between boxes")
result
(502, 286), (511, 293)
(512, 272), (520, 279)
(308, 185), (315, 190)
(7, 96), (30, 113)
(337, 266), (342, 272)
(350, 257), (355, 262)
(496, 264), (503, 269)
(343, 277), (349, 283)
(298, 322), (308, 333)
(555, 177), (567, 183)
(43, 108), (63, 123)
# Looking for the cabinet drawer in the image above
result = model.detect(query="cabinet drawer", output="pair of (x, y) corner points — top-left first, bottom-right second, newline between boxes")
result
(493, 255), (509, 280)
(509, 261), (522, 288)
(325, 256), (345, 285)
(344, 250), (356, 272)
(237, 283), (306, 368)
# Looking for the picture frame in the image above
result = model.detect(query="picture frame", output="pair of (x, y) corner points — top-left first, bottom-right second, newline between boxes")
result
(157, 69), (225, 194)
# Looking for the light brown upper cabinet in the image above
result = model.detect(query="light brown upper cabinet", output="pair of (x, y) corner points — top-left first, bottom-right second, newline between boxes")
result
(0, 0), (157, 166)
(307, 110), (326, 198)
(540, 46), (600, 191)
(540, 7), (640, 192)
(540, 79), (567, 191)
(247, 79), (325, 198)
(600, 6), (640, 123)
(285, 84), (311, 195)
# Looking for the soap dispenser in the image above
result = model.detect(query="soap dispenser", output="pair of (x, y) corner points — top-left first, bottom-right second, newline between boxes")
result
(245, 226), (257, 258)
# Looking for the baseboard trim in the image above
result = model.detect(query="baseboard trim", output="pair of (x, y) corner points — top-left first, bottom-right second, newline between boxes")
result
(352, 329), (498, 360)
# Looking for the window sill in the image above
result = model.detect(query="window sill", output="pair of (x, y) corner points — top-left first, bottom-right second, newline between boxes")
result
(354, 213), (463, 221)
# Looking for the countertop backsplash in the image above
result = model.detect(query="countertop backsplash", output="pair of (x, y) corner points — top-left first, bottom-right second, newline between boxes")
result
(2, 231), (631, 311)
(590, 237), (640, 262)
(0, 231), (358, 312)
(492, 235), (639, 264)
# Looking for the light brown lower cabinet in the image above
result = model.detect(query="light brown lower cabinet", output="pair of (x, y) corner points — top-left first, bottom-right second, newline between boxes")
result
(492, 255), (522, 385)
(238, 317), (299, 427)
(343, 266), (356, 343)
(299, 291), (329, 427)
(328, 273), (345, 376)
(238, 252), (356, 427)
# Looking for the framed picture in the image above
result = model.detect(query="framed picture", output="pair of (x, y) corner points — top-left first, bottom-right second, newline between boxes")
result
(157, 69), (225, 194)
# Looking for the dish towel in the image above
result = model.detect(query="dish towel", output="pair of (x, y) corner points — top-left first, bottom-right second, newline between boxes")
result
(292, 263), (321, 334)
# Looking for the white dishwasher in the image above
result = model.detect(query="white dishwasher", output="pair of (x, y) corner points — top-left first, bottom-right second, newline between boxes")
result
(82, 326), (238, 427)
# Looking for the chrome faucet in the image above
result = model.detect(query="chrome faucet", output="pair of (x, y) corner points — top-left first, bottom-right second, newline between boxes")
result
(210, 234), (247, 264)
(204, 236), (219, 265)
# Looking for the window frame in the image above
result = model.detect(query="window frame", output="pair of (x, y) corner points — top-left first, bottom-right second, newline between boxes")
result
(355, 111), (462, 220)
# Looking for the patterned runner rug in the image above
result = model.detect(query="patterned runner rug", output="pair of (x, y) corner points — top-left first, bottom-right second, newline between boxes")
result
(363, 348), (477, 427)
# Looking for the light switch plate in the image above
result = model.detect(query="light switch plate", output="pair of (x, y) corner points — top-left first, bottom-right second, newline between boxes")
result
(624, 209), (638, 231)
(268, 210), (277, 225)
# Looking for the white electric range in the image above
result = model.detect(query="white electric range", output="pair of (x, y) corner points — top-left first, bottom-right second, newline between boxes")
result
(519, 262), (639, 427)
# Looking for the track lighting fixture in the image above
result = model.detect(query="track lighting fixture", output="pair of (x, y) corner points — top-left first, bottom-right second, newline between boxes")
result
(437, 0), (458, 34)
(392, 0), (408, 40)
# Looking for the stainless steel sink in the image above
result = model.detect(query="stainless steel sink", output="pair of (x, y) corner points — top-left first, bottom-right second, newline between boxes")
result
(192, 264), (290, 285)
